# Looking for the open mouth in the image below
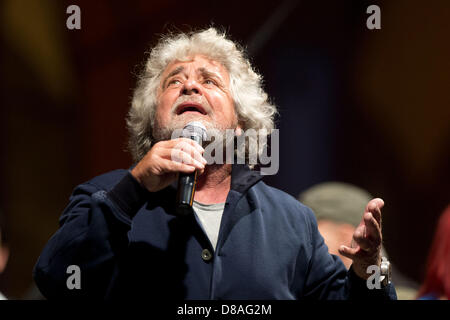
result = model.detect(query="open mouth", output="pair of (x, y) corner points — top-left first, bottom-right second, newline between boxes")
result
(176, 103), (207, 115)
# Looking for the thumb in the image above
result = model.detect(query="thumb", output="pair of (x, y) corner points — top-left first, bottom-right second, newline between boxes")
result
(339, 245), (359, 260)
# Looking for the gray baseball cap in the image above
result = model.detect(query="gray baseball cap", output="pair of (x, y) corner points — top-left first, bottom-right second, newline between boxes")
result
(298, 182), (373, 227)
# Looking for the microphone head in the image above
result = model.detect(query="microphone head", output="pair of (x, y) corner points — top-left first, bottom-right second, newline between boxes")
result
(182, 121), (207, 141)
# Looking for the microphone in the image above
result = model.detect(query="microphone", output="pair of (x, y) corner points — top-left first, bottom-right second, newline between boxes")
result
(175, 121), (207, 216)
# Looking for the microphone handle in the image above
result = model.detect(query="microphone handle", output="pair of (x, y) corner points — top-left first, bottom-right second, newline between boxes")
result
(175, 134), (202, 215)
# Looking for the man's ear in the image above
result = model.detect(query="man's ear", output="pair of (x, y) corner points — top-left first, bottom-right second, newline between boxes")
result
(0, 246), (10, 274)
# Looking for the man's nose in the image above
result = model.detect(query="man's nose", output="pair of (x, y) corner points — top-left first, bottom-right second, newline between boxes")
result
(182, 79), (201, 95)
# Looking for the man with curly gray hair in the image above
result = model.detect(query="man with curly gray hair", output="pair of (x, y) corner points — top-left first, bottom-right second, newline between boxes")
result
(127, 27), (276, 163)
(129, 27), (277, 204)
(34, 27), (396, 301)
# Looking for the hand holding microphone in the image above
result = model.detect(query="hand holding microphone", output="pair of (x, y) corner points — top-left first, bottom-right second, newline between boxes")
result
(130, 122), (207, 197)
(131, 122), (207, 215)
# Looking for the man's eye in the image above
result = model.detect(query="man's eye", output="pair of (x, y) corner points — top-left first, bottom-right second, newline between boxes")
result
(204, 79), (216, 85)
(168, 79), (181, 86)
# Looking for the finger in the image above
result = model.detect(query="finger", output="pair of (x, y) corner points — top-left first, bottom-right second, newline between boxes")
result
(339, 245), (359, 260)
(162, 158), (196, 174)
(366, 198), (384, 210)
(173, 147), (206, 167)
(363, 211), (382, 244)
(352, 225), (372, 251)
(169, 141), (207, 165)
(370, 205), (382, 227)
(170, 138), (205, 154)
(190, 147), (208, 165)
(157, 142), (205, 167)
(366, 198), (384, 224)
(169, 148), (205, 169)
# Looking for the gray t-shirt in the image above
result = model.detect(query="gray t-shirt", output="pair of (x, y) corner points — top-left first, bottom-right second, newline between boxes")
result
(192, 201), (225, 250)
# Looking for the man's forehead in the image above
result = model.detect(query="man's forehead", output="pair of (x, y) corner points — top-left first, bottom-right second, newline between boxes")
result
(162, 55), (229, 78)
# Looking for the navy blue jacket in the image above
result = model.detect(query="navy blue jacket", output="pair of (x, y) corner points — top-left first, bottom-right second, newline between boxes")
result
(33, 164), (396, 300)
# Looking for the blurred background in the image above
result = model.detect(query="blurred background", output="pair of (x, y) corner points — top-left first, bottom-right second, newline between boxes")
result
(0, 0), (449, 299)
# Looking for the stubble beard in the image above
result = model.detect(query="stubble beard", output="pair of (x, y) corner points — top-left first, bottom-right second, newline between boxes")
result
(152, 113), (238, 150)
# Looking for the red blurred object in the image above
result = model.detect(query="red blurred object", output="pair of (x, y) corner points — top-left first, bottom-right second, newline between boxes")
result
(417, 205), (450, 299)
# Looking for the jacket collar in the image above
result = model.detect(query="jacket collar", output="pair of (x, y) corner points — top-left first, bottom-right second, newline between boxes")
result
(230, 164), (264, 195)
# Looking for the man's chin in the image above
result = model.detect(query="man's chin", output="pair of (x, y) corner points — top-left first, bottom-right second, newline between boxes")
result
(153, 117), (214, 143)
(153, 115), (236, 144)
(170, 115), (215, 131)
(174, 114), (210, 126)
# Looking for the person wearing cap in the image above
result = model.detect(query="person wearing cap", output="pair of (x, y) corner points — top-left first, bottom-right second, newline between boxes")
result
(299, 182), (419, 299)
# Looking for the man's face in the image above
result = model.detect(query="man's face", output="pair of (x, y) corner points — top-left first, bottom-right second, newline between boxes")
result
(153, 54), (239, 140)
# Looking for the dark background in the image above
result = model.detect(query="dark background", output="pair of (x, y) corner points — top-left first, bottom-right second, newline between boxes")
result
(1, 0), (449, 298)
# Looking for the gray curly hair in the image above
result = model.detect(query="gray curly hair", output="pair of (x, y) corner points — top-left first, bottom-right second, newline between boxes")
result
(127, 27), (277, 162)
